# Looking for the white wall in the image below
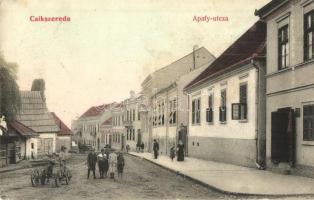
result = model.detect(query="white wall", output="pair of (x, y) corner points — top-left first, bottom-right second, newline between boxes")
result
(189, 67), (257, 140)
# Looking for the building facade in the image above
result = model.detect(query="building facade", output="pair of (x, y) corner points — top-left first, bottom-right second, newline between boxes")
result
(256, 0), (314, 176)
(151, 61), (213, 156)
(51, 112), (73, 153)
(17, 91), (60, 157)
(141, 47), (216, 152)
(124, 91), (144, 151)
(72, 103), (116, 151)
(184, 21), (267, 168)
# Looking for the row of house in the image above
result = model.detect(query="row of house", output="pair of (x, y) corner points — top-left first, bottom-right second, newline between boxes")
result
(72, 0), (314, 178)
(0, 83), (72, 167)
(72, 47), (216, 153)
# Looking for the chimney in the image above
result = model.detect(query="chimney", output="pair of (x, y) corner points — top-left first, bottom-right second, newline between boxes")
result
(31, 79), (46, 102)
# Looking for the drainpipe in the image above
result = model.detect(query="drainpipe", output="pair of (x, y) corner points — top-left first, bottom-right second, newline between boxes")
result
(251, 59), (266, 170)
(166, 90), (169, 155)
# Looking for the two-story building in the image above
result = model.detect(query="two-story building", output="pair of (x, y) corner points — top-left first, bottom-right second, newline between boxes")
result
(256, 0), (314, 176)
(73, 103), (116, 151)
(141, 47), (216, 152)
(184, 21), (267, 168)
(124, 91), (144, 151)
(151, 60), (214, 156)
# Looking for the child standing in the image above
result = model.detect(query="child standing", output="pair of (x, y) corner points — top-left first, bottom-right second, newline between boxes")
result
(170, 146), (176, 161)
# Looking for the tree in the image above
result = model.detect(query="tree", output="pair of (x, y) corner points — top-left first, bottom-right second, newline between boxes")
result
(0, 54), (20, 120)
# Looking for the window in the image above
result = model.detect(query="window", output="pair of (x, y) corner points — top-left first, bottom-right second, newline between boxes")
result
(169, 99), (177, 125)
(206, 94), (214, 123)
(138, 112), (140, 120)
(304, 11), (314, 61)
(219, 90), (227, 122)
(133, 129), (135, 140)
(304, 104), (314, 141)
(232, 84), (248, 120)
(31, 143), (34, 149)
(133, 109), (135, 121)
(278, 25), (289, 70)
(192, 98), (201, 124)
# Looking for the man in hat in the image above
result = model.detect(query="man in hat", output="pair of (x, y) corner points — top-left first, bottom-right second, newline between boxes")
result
(87, 148), (97, 179)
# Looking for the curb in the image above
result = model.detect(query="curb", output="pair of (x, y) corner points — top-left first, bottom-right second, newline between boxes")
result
(128, 153), (314, 198)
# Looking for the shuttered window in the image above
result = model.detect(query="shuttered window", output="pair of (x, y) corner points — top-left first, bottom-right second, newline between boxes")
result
(219, 90), (227, 122)
(206, 94), (213, 123)
(192, 98), (201, 124)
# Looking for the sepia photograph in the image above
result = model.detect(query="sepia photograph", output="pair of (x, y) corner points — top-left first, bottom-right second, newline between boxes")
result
(0, 0), (314, 199)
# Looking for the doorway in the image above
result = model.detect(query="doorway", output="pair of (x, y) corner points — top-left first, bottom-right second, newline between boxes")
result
(271, 107), (295, 164)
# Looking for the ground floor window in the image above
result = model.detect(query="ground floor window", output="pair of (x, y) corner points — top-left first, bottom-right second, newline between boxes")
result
(304, 104), (314, 141)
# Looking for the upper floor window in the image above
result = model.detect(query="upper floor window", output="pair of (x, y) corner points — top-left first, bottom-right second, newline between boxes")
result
(278, 25), (289, 70)
(304, 11), (314, 61)
(219, 90), (227, 122)
(206, 94), (214, 123)
(192, 98), (201, 124)
(304, 104), (314, 141)
(169, 99), (177, 125)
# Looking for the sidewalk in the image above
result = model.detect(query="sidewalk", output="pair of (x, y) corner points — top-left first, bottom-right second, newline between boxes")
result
(129, 152), (314, 196)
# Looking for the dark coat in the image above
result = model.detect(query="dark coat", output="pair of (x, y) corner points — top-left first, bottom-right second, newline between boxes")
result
(153, 142), (159, 151)
(87, 152), (97, 169)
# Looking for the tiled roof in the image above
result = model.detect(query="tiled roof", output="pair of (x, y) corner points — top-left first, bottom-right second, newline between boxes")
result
(51, 112), (72, 136)
(184, 20), (266, 91)
(101, 118), (112, 126)
(79, 103), (115, 118)
(16, 91), (60, 133)
(8, 120), (38, 137)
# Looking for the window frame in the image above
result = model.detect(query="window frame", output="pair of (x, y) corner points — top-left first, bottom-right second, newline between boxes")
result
(219, 89), (227, 122)
(192, 98), (201, 125)
(304, 10), (314, 61)
(303, 104), (314, 141)
(206, 94), (214, 123)
(278, 24), (289, 70)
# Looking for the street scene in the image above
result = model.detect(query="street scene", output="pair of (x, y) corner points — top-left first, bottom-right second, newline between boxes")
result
(1, 0), (314, 199)
(0, 154), (232, 200)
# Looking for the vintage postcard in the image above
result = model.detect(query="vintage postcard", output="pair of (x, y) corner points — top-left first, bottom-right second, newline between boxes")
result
(0, 0), (314, 199)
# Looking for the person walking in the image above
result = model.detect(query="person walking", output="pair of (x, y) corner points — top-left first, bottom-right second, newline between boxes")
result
(97, 149), (106, 178)
(117, 152), (125, 180)
(126, 144), (130, 153)
(87, 148), (97, 179)
(153, 139), (159, 159)
(177, 140), (185, 161)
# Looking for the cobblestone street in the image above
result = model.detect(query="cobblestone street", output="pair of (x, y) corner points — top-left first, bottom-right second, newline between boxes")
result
(0, 154), (235, 200)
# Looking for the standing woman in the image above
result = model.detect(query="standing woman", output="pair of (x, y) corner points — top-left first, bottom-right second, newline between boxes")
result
(177, 140), (184, 161)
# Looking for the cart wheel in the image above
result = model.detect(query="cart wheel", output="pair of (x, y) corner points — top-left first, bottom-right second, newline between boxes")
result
(55, 177), (60, 187)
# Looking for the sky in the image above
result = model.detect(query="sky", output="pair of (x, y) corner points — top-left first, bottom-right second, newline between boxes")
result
(0, 0), (270, 126)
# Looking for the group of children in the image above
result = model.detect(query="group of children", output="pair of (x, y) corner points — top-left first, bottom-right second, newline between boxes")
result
(87, 148), (125, 180)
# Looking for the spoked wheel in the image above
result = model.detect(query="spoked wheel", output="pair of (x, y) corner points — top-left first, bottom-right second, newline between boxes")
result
(31, 170), (40, 187)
